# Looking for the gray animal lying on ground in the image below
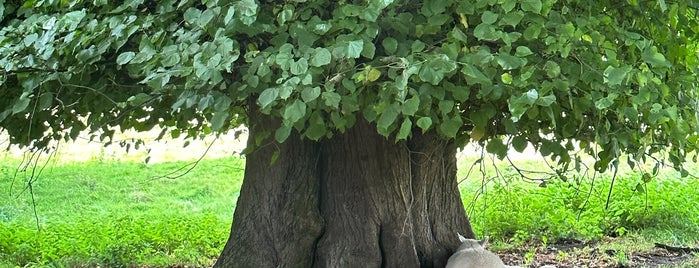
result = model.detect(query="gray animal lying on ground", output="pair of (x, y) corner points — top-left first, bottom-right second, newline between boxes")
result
(445, 233), (521, 268)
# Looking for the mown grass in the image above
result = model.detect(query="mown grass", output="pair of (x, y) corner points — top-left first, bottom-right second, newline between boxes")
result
(1, 152), (699, 267)
(0, 156), (244, 267)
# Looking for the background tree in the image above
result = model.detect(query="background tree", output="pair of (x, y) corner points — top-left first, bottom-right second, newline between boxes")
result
(1, 0), (698, 267)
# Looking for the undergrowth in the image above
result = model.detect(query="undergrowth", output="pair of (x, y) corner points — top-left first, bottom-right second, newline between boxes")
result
(0, 214), (226, 267)
(460, 158), (699, 246)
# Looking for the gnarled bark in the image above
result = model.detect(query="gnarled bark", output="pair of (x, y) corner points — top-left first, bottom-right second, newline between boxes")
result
(214, 109), (323, 267)
(215, 113), (474, 268)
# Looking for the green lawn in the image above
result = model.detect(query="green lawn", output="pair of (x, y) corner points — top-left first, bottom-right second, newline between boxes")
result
(1, 153), (699, 267)
(0, 156), (244, 267)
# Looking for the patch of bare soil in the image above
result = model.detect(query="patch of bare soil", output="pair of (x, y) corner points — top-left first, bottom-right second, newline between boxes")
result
(498, 239), (697, 268)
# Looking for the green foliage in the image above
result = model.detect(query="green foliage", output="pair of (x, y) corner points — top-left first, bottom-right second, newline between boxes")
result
(0, 1), (698, 175)
(462, 164), (699, 244)
(0, 215), (226, 267)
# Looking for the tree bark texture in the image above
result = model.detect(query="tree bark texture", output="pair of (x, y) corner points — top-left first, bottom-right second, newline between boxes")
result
(215, 112), (475, 268)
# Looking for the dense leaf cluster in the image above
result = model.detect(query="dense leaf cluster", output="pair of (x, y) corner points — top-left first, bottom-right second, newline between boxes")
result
(1, 0), (698, 174)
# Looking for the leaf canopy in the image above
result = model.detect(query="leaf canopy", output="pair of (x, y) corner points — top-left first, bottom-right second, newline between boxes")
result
(1, 0), (699, 174)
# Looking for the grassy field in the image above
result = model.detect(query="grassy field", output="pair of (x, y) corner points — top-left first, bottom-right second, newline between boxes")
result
(0, 156), (244, 267)
(1, 149), (699, 267)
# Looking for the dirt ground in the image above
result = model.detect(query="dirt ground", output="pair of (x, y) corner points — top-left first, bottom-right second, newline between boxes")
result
(498, 239), (698, 268)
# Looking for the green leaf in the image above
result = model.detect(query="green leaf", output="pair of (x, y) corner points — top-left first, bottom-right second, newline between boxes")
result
(642, 47), (671, 67)
(362, 41), (376, 59)
(449, 28), (469, 43)
(481, 11), (498, 24)
(523, 24), (542, 40)
(322, 91), (341, 108)
(501, 73), (513, 84)
(496, 54), (525, 70)
(536, 95), (556, 107)
(402, 96), (420, 115)
(461, 64), (492, 86)
(474, 23), (499, 41)
(184, 8), (203, 25)
(438, 100), (455, 115)
(211, 111), (229, 131)
(501, 0), (517, 12)
(521, 0), (543, 14)
(361, 66), (381, 82)
(277, 7), (293, 25)
(301, 87), (321, 103)
(275, 43), (294, 69)
(419, 54), (457, 85)
(38, 93), (53, 110)
(258, 87), (279, 109)
(275, 124), (292, 143)
(160, 52), (181, 67)
(116, 52), (135, 65)
(224, 6), (236, 25)
(515, 46), (533, 57)
(603, 65), (633, 86)
(198, 95), (215, 111)
(595, 93), (618, 110)
(198, 8), (216, 28)
(270, 150), (280, 165)
(290, 58), (309, 75)
(396, 119), (412, 141)
(377, 103), (400, 133)
(411, 40), (426, 53)
(544, 61), (560, 78)
(657, 0), (667, 12)
(283, 100), (307, 124)
(416, 117), (432, 133)
(62, 10), (86, 31)
(512, 135), (528, 152)
(23, 33), (38, 47)
(508, 89), (538, 122)
(486, 138), (508, 159)
(347, 40), (364, 59)
(128, 92), (152, 106)
(501, 11), (524, 27)
(450, 86), (470, 102)
(12, 93), (31, 114)
(310, 48), (332, 67)
(439, 115), (462, 138)
(305, 113), (327, 140)
(382, 37), (398, 54)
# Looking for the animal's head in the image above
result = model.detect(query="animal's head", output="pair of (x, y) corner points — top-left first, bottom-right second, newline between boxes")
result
(456, 233), (488, 251)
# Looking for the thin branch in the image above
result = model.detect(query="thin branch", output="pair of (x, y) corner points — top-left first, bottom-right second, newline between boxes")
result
(149, 136), (218, 180)
(605, 160), (620, 210)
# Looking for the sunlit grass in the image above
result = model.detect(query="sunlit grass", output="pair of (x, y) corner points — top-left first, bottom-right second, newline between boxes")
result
(0, 156), (244, 267)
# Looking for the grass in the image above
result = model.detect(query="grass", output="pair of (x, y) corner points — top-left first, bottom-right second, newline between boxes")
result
(1, 150), (698, 267)
(0, 155), (244, 267)
(457, 154), (699, 266)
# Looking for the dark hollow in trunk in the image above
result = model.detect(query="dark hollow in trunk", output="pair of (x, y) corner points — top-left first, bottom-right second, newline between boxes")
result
(215, 112), (475, 268)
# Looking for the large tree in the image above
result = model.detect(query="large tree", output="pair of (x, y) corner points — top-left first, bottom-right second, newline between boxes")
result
(1, 0), (698, 266)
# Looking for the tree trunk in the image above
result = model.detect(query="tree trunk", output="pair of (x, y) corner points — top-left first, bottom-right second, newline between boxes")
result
(215, 113), (474, 268)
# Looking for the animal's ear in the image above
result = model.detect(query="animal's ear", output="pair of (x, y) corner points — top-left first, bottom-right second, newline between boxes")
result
(479, 236), (489, 246)
(457, 233), (467, 243)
